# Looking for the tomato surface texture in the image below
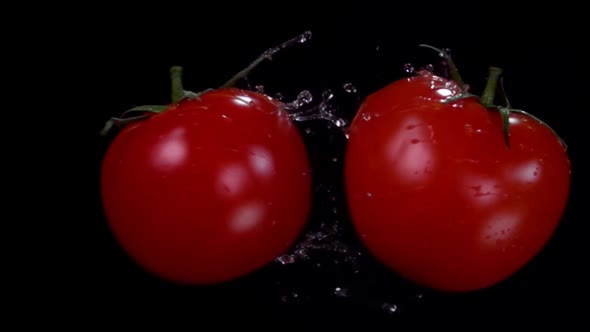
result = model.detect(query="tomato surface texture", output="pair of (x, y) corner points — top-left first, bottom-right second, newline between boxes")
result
(344, 71), (571, 292)
(101, 88), (311, 284)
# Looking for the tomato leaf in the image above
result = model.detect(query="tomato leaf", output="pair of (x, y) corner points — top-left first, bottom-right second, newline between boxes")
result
(182, 90), (203, 100)
(121, 105), (169, 117)
(100, 105), (169, 136)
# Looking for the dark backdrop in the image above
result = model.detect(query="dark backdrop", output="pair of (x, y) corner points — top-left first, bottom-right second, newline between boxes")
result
(62, 4), (586, 329)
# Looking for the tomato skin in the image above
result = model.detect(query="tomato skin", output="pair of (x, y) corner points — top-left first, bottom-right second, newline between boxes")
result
(345, 72), (571, 292)
(101, 88), (311, 285)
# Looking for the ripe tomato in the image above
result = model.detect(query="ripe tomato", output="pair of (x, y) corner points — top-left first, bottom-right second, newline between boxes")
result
(344, 71), (571, 292)
(101, 88), (311, 285)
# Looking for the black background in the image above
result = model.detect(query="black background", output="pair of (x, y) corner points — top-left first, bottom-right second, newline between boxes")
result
(54, 3), (586, 329)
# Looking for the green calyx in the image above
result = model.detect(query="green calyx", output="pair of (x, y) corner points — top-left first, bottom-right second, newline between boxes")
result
(100, 31), (313, 137)
(480, 66), (511, 147)
(480, 66), (566, 150)
(419, 44), (566, 151)
(418, 44), (466, 91)
(99, 67), (187, 136)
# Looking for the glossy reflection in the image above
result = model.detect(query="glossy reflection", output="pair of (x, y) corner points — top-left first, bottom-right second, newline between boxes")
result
(384, 116), (436, 185)
(480, 211), (520, 248)
(510, 160), (541, 184)
(152, 127), (188, 171)
(248, 145), (275, 178)
(229, 200), (266, 233)
(216, 164), (248, 197)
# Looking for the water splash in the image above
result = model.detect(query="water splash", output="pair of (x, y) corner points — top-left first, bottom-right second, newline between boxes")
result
(255, 85), (265, 93)
(382, 303), (399, 314)
(422, 64), (434, 72)
(283, 89), (349, 130)
(283, 90), (313, 110)
(381, 302), (399, 315)
(343, 83), (357, 93)
(403, 63), (415, 74)
(298, 31), (313, 43)
(275, 219), (361, 268)
(280, 292), (303, 304)
(276, 255), (295, 265)
(333, 287), (351, 298)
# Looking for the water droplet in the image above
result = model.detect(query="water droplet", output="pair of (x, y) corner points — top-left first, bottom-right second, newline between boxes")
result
(382, 303), (398, 314)
(406, 124), (417, 130)
(322, 89), (334, 102)
(274, 92), (284, 100)
(343, 83), (357, 93)
(299, 31), (312, 43)
(410, 138), (421, 144)
(416, 293), (424, 300)
(276, 254), (296, 265)
(403, 63), (415, 74)
(332, 207), (338, 214)
(297, 90), (313, 105)
(304, 127), (313, 135)
(255, 85), (264, 93)
(442, 48), (452, 56)
(221, 114), (230, 120)
(366, 192), (373, 197)
(533, 172), (538, 176)
(331, 118), (348, 128)
(344, 128), (350, 139)
(332, 157), (338, 162)
(362, 113), (371, 121)
(333, 287), (351, 298)
(422, 64), (434, 72)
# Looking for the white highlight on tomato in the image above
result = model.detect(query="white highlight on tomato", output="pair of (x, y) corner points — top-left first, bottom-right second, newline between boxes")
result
(248, 145), (275, 178)
(384, 116), (437, 185)
(233, 95), (253, 107)
(153, 127), (188, 171)
(229, 201), (266, 233)
(436, 88), (453, 97)
(511, 160), (541, 184)
(216, 164), (249, 197)
(480, 211), (520, 248)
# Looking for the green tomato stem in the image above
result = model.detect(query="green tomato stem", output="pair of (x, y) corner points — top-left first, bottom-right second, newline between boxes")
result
(219, 31), (312, 89)
(481, 66), (503, 107)
(418, 44), (466, 91)
(170, 66), (184, 104)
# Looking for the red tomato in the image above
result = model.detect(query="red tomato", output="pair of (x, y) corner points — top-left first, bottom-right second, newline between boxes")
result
(101, 88), (311, 285)
(344, 71), (571, 292)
